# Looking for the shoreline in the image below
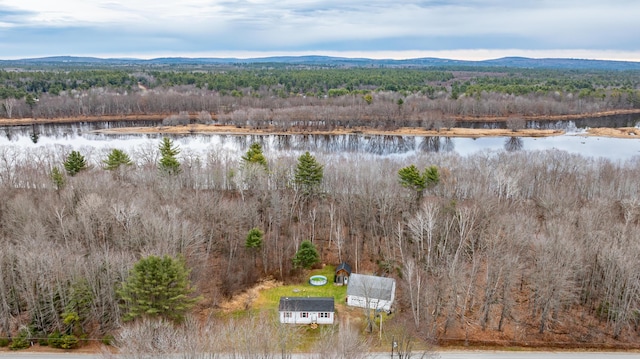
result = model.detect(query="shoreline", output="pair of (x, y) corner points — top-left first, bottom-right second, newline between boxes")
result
(92, 123), (568, 138)
(1, 109), (639, 138)
(92, 124), (640, 139)
(1, 108), (639, 125)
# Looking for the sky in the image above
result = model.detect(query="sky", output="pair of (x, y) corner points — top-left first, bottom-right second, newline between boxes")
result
(1, 0), (640, 61)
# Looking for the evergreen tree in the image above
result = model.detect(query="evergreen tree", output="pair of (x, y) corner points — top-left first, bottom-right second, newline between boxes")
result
(61, 279), (93, 335)
(117, 255), (200, 322)
(63, 151), (87, 176)
(245, 227), (263, 250)
(51, 166), (65, 190)
(241, 142), (268, 169)
(398, 165), (423, 191)
(158, 137), (181, 175)
(398, 164), (440, 200)
(424, 165), (440, 187)
(245, 227), (264, 266)
(294, 151), (324, 196)
(103, 148), (133, 171)
(25, 93), (37, 110)
(292, 240), (319, 269)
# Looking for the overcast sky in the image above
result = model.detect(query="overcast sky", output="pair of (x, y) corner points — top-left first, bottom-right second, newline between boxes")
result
(1, 0), (640, 61)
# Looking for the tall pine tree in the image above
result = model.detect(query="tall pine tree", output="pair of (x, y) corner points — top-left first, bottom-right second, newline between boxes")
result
(63, 151), (87, 176)
(158, 137), (181, 175)
(398, 164), (439, 201)
(103, 148), (133, 171)
(117, 255), (200, 322)
(241, 142), (268, 170)
(294, 151), (324, 196)
(51, 166), (65, 190)
(292, 240), (319, 269)
(245, 227), (264, 267)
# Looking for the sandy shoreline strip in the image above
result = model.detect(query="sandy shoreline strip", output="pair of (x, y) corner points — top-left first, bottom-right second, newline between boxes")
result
(91, 124), (567, 138)
(93, 124), (640, 139)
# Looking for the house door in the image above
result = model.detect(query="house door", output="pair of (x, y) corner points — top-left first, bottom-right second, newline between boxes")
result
(311, 313), (317, 323)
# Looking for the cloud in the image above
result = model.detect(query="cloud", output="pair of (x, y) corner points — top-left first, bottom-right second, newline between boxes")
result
(0, 7), (36, 28)
(1, 0), (639, 59)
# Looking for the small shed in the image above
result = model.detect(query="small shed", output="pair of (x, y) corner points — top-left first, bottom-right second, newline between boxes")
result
(346, 273), (396, 312)
(334, 262), (352, 285)
(278, 297), (335, 325)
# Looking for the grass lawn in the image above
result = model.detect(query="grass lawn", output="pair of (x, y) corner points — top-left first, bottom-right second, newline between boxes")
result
(217, 265), (407, 352)
(254, 265), (348, 312)
(252, 265), (352, 351)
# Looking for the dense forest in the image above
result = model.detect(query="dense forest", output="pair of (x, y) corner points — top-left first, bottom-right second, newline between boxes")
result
(0, 140), (640, 351)
(2, 62), (640, 354)
(2, 65), (640, 131)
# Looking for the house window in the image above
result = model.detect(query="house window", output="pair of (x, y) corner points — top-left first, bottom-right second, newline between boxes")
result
(283, 312), (292, 318)
(300, 312), (309, 318)
(319, 312), (330, 318)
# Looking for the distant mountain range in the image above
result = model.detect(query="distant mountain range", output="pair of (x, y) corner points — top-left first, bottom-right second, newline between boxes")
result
(3, 55), (640, 70)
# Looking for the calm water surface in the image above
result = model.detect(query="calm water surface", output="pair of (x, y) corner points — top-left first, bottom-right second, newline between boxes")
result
(0, 121), (639, 161)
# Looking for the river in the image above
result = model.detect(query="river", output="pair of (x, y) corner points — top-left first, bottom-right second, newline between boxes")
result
(0, 121), (639, 161)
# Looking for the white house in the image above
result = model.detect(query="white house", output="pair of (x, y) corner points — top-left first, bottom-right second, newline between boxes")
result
(278, 297), (335, 325)
(346, 273), (396, 312)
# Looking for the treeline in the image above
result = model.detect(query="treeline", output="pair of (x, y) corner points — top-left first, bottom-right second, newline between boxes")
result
(148, 68), (455, 93)
(0, 142), (639, 346)
(2, 67), (640, 124)
(2, 86), (640, 133)
(0, 69), (136, 97)
(3, 66), (640, 97)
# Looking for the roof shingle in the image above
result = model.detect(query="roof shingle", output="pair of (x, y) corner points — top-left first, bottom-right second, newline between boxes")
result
(278, 297), (335, 312)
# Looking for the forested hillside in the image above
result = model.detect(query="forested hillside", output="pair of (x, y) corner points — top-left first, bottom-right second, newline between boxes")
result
(0, 142), (639, 348)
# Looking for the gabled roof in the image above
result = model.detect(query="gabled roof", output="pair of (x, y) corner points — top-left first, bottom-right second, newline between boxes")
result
(278, 297), (335, 312)
(346, 274), (395, 301)
(335, 262), (352, 274)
